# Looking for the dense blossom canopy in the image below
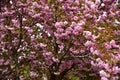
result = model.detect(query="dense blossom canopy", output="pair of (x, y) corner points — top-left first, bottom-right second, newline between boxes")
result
(0, 0), (120, 80)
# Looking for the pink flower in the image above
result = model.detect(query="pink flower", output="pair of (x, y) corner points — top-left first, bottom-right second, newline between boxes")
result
(83, 31), (92, 39)
(110, 40), (116, 46)
(74, 0), (79, 5)
(40, 43), (47, 47)
(71, 22), (77, 28)
(43, 52), (53, 58)
(30, 71), (39, 78)
(55, 22), (64, 28)
(104, 43), (111, 50)
(84, 41), (94, 47)
(112, 66), (120, 74)
(52, 57), (59, 63)
(73, 50), (79, 54)
(64, 21), (68, 25)
(104, 63), (111, 73)
(75, 24), (83, 32)
(101, 77), (108, 80)
(110, 40), (119, 48)
(93, 50), (100, 55)
(57, 28), (64, 33)
(73, 16), (79, 21)
(73, 30), (79, 35)
(33, 13), (41, 18)
(99, 70), (110, 78)
(32, 2), (39, 8)
(58, 0), (63, 3)
(0, 59), (4, 65)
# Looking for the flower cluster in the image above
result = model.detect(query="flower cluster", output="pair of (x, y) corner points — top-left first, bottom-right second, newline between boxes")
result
(0, 0), (120, 80)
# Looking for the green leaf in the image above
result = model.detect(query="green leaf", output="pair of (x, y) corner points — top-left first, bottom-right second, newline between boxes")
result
(70, 77), (79, 80)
